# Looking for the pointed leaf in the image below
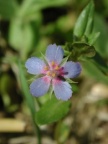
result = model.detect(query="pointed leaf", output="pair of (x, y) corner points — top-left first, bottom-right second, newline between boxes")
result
(93, 14), (108, 58)
(73, 1), (94, 38)
(88, 32), (100, 45)
(36, 97), (71, 125)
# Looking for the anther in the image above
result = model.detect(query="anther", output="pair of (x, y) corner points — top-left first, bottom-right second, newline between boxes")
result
(47, 71), (51, 76)
(51, 72), (56, 77)
(54, 66), (59, 70)
(44, 66), (49, 71)
(51, 61), (55, 66)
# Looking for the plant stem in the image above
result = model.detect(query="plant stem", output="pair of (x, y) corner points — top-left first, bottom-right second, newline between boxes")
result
(31, 110), (41, 144)
(35, 124), (41, 144)
(19, 61), (42, 144)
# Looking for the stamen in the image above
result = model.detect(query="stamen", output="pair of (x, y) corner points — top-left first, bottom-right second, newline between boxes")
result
(44, 66), (49, 71)
(54, 66), (59, 70)
(51, 61), (55, 66)
(51, 72), (56, 77)
(47, 71), (51, 76)
(45, 61), (63, 78)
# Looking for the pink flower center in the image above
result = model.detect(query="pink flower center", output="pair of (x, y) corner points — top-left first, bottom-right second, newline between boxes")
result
(43, 61), (64, 79)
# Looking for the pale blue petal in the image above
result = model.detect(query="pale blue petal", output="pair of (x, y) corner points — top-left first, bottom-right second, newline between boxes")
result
(46, 44), (64, 64)
(25, 57), (46, 74)
(30, 77), (51, 97)
(63, 61), (82, 78)
(53, 80), (72, 101)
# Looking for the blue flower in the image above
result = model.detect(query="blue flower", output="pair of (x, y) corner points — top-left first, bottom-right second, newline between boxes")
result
(25, 44), (82, 101)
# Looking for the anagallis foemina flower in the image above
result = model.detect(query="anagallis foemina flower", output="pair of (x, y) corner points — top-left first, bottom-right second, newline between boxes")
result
(25, 44), (82, 101)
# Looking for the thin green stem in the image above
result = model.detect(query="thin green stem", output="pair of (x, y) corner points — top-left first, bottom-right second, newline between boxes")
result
(31, 111), (41, 144)
(19, 61), (42, 144)
(32, 98), (41, 144)
(35, 124), (41, 144)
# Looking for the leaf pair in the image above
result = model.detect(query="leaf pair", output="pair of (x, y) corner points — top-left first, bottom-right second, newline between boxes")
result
(65, 1), (100, 61)
(73, 1), (100, 45)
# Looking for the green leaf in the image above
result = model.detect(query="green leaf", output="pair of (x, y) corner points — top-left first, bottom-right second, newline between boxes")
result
(73, 1), (94, 38)
(82, 59), (108, 85)
(60, 55), (70, 66)
(18, 0), (69, 18)
(93, 14), (108, 58)
(8, 19), (40, 60)
(93, 54), (108, 74)
(55, 121), (70, 143)
(40, 52), (49, 65)
(36, 97), (71, 125)
(66, 78), (78, 84)
(0, 74), (11, 108)
(88, 32), (100, 45)
(0, 0), (18, 19)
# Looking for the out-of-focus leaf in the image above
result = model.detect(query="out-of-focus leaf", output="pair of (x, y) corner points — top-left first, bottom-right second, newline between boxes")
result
(93, 14), (108, 58)
(8, 19), (40, 60)
(55, 121), (70, 143)
(36, 97), (71, 125)
(88, 32), (100, 45)
(19, 61), (36, 115)
(0, 73), (19, 112)
(73, 1), (94, 38)
(18, 0), (69, 18)
(82, 59), (108, 85)
(0, 0), (18, 19)
(0, 74), (11, 107)
(93, 53), (108, 74)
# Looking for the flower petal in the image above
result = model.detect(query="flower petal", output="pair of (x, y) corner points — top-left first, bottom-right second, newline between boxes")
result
(30, 76), (51, 97)
(63, 61), (82, 78)
(25, 57), (46, 74)
(46, 44), (64, 64)
(53, 80), (72, 101)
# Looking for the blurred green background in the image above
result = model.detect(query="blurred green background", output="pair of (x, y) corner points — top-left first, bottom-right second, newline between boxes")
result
(0, 0), (108, 144)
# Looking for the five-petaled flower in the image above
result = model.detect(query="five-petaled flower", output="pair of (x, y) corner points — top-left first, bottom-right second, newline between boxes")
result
(25, 44), (82, 101)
